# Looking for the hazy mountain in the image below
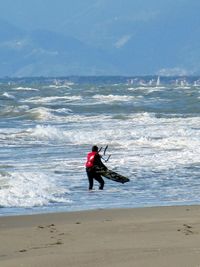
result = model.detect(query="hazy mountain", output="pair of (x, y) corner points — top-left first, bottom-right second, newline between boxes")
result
(0, 19), (118, 76)
(0, 0), (200, 76)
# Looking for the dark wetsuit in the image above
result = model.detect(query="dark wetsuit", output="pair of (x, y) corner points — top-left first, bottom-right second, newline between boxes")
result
(86, 153), (106, 190)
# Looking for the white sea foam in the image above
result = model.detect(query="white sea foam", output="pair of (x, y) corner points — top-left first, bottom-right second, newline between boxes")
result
(27, 107), (55, 120)
(27, 109), (110, 122)
(12, 87), (39, 91)
(25, 107), (72, 121)
(2, 92), (15, 99)
(0, 171), (70, 208)
(55, 108), (73, 114)
(60, 114), (111, 123)
(136, 86), (166, 90)
(92, 94), (135, 103)
(48, 84), (73, 89)
(0, 105), (30, 117)
(22, 95), (82, 104)
(29, 125), (66, 140)
(59, 114), (200, 172)
(2, 112), (200, 172)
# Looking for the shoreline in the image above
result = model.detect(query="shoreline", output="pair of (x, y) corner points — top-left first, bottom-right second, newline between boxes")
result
(1, 205), (200, 266)
(1, 201), (198, 218)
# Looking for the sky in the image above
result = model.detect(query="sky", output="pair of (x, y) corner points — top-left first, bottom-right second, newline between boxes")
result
(0, 0), (200, 76)
(0, 0), (192, 34)
(0, 0), (195, 49)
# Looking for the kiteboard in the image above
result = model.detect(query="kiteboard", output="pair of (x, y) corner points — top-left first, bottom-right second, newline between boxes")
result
(96, 167), (129, 184)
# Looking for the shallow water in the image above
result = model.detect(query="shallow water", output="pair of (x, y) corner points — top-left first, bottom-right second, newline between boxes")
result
(0, 77), (200, 215)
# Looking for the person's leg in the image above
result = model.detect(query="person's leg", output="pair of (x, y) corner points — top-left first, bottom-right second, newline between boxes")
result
(86, 169), (93, 190)
(94, 174), (105, 190)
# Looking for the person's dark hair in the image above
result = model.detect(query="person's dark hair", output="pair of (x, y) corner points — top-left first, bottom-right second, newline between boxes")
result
(92, 145), (98, 152)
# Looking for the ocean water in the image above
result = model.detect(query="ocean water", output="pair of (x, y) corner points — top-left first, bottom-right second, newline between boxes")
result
(0, 76), (200, 216)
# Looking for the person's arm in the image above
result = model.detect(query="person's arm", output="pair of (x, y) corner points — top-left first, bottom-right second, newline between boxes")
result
(95, 153), (107, 170)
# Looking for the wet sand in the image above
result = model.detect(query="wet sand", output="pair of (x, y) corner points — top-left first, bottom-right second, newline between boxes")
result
(1, 205), (200, 267)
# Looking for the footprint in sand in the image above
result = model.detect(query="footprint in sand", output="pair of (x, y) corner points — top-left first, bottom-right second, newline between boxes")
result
(177, 224), (198, 235)
(17, 224), (64, 254)
(36, 224), (64, 247)
(19, 249), (27, 253)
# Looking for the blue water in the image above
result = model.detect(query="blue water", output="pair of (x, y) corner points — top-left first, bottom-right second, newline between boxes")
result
(0, 76), (200, 216)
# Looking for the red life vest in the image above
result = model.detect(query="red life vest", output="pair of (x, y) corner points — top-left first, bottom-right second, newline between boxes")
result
(85, 151), (97, 168)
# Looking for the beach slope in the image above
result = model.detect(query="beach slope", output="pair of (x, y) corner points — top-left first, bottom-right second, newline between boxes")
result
(1, 206), (200, 267)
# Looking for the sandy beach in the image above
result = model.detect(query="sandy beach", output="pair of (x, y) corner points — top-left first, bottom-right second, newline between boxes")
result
(1, 206), (200, 267)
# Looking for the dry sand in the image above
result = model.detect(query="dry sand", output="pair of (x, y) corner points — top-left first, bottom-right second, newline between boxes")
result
(1, 206), (200, 267)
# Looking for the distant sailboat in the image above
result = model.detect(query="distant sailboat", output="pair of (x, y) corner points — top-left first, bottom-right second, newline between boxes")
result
(156, 76), (160, 87)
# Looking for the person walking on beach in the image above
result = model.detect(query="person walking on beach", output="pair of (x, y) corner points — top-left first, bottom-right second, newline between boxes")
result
(85, 145), (107, 190)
